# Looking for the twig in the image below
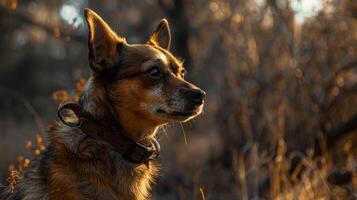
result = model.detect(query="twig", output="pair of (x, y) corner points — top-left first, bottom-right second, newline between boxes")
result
(199, 187), (206, 200)
(0, 87), (46, 135)
(0, 6), (85, 43)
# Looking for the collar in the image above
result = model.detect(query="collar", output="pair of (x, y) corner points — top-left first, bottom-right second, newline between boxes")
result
(57, 102), (160, 164)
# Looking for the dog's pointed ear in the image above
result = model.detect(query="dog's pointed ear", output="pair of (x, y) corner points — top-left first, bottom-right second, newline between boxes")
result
(84, 8), (124, 73)
(147, 19), (171, 50)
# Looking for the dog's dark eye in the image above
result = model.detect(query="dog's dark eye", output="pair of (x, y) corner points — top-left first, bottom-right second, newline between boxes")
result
(148, 66), (162, 79)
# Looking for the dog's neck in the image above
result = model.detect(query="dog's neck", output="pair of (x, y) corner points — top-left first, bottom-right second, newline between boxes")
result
(80, 76), (158, 143)
(116, 108), (158, 143)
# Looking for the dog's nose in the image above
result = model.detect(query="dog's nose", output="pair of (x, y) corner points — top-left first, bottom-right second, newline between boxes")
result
(186, 88), (206, 106)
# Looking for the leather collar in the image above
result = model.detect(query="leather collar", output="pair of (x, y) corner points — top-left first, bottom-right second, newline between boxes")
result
(57, 102), (160, 164)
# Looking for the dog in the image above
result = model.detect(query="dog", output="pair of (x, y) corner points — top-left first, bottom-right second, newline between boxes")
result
(0, 8), (205, 200)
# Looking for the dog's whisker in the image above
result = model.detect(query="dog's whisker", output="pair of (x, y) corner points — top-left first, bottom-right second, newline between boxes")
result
(179, 123), (188, 145)
(161, 125), (169, 140)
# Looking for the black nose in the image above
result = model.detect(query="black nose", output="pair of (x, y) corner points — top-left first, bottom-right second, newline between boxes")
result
(186, 89), (206, 106)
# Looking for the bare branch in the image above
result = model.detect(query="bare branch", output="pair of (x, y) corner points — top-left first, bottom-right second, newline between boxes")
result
(0, 6), (85, 42)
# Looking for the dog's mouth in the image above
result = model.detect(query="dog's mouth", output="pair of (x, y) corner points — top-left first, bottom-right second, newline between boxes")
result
(155, 106), (203, 121)
(156, 108), (197, 117)
(154, 99), (204, 121)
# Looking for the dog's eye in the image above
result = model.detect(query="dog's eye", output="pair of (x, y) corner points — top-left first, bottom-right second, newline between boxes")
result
(148, 66), (162, 79)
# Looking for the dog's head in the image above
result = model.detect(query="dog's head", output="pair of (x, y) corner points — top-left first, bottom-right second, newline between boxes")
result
(83, 9), (205, 127)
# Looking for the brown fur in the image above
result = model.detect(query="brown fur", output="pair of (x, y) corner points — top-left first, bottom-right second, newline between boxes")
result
(1, 8), (204, 200)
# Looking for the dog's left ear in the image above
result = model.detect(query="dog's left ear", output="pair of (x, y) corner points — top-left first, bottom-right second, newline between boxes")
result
(84, 8), (124, 73)
(148, 19), (171, 50)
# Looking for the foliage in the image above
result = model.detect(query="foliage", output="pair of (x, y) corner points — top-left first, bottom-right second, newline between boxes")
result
(0, 0), (356, 199)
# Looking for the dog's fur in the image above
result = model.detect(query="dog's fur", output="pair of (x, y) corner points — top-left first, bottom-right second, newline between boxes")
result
(0, 8), (204, 200)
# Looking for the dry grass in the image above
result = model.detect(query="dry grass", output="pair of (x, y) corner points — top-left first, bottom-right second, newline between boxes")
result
(0, 0), (356, 199)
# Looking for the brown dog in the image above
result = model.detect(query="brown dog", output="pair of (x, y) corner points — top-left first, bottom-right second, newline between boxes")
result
(0, 8), (205, 200)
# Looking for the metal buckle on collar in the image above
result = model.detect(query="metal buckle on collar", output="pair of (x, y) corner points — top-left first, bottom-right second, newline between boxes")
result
(151, 138), (161, 159)
(124, 143), (154, 163)
(124, 138), (161, 163)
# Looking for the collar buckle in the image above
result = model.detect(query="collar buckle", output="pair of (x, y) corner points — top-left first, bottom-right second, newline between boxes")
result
(123, 143), (156, 163)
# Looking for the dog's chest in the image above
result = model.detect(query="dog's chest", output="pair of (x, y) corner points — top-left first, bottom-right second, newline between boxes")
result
(14, 147), (158, 200)
(108, 152), (157, 200)
(69, 151), (157, 200)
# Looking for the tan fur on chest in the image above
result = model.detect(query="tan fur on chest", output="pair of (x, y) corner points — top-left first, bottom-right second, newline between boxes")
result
(47, 155), (158, 200)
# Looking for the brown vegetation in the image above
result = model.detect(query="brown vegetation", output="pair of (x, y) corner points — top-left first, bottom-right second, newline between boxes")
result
(0, 0), (356, 199)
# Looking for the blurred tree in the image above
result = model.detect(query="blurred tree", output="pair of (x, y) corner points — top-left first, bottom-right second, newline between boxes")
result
(0, 0), (356, 199)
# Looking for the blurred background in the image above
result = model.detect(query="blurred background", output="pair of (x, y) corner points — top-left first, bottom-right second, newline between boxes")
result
(0, 0), (356, 199)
